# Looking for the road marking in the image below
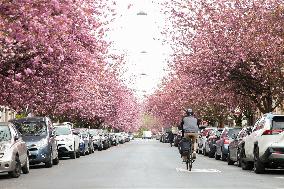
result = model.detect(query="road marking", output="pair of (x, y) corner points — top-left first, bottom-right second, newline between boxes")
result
(274, 177), (284, 179)
(176, 167), (221, 173)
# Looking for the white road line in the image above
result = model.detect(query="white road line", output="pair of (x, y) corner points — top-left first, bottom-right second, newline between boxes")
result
(274, 177), (284, 179)
(176, 167), (221, 173)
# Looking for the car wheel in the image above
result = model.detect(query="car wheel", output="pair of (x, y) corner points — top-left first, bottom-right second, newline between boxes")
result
(227, 149), (234, 165)
(76, 150), (80, 158)
(221, 147), (227, 161)
(81, 149), (86, 156)
(22, 155), (30, 174)
(45, 152), (53, 168)
(254, 146), (265, 174)
(203, 148), (207, 156)
(53, 155), (59, 165)
(9, 156), (21, 178)
(240, 148), (253, 170)
(70, 151), (76, 159)
(208, 149), (214, 158)
(215, 151), (220, 160)
(237, 149), (241, 167)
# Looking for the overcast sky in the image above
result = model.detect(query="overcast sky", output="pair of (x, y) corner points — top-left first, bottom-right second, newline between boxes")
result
(108, 0), (172, 99)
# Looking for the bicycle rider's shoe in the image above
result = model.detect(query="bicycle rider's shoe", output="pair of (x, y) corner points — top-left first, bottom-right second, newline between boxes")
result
(192, 152), (197, 159)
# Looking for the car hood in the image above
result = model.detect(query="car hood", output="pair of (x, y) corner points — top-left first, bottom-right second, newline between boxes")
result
(56, 135), (73, 141)
(93, 136), (100, 140)
(0, 141), (11, 153)
(22, 135), (46, 145)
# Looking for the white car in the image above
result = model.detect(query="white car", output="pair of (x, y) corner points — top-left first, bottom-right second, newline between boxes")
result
(116, 133), (125, 144)
(241, 113), (284, 173)
(89, 129), (102, 150)
(54, 124), (80, 159)
(197, 127), (216, 154)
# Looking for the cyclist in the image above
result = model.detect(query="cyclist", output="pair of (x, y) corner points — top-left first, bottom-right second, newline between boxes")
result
(179, 108), (199, 159)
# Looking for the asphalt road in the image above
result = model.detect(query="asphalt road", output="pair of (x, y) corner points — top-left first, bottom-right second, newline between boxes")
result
(1, 139), (284, 189)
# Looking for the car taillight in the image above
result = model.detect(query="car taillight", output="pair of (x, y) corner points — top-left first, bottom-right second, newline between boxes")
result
(262, 129), (283, 135)
(224, 139), (230, 144)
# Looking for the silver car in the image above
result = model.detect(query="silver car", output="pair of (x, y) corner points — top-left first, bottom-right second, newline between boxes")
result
(0, 122), (29, 178)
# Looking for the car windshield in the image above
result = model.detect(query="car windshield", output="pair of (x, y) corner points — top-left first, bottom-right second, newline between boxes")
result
(0, 126), (11, 142)
(89, 130), (98, 136)
(16, 121), (47, 136)
(272, 116), (284, 130)
(228, 128), (241, 138)
(55, 126), (71, 135)
(80, 130), (88, 138)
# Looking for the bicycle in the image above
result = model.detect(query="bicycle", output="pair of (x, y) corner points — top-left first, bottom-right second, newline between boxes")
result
(179, 137), (195, 171)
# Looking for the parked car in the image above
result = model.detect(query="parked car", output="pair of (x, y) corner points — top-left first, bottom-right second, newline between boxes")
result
(227, 126), (252, 166)
(0, 122), (29, 178)
(204, 128), (224, 157)
(109, 133), (119, 146)
(197, 127), (216, 154)
(129, 133), (134, 140)
(89, 129), (103, 150)
(116, 133), (125, 144)
(241, 113), (284, 173)
(73, 128), (92, 156)
(54, 123), (80, 159)
(101, 133), (111, 149)
(11, 117), (59, 168)
(215, 127), (242, 161)
(161, 132), (170, 143)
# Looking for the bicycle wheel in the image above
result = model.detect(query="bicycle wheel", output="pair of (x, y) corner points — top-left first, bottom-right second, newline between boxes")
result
(187, 139), (193, 171)
(186, 159), (189, 170)
(188, 153), (193, 171)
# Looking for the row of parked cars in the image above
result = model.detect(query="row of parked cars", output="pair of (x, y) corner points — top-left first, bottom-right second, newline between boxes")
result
(0, 116), (134, 178)
(197, 113), (284, 174)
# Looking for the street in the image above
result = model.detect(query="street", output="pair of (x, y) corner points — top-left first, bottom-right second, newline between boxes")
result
(1, 139), (284, 189)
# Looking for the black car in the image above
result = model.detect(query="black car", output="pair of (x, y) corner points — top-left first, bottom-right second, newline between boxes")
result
(11, 117), (59, 168)
(215, 127), (242, 161)
(204, 128), (223, 158)
(227, 126), (252, 166)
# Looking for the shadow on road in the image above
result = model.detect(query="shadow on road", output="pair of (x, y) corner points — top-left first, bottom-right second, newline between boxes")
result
(0, 173), (13, 180)
(266, 169), (284, 175)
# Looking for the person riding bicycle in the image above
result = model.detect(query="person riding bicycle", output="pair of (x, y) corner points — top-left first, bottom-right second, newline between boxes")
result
(179, 108), (199, 159)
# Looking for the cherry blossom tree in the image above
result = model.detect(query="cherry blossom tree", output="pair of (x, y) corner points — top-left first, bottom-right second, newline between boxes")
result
(0, 0), (140, 131)
(146, 0), (284, 129)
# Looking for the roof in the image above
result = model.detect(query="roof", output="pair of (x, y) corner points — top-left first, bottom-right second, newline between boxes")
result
(10, 117), (47, 123)
(0, 122), (10, 126)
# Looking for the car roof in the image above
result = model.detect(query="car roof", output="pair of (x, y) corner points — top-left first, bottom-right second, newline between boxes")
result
(0, 122), (11, 126)
(10, 117), (47, 122)
(54, 124), (70, 127)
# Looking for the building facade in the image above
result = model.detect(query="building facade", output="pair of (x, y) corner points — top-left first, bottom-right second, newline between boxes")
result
(0, 106), (16, 122)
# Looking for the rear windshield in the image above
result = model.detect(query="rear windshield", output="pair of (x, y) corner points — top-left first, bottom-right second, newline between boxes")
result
(228, 128), (241, 138)
(89, 130), (98, 135)
(55, 126), (71, 135)
(15, 121), (47, 136)
(272, 116), (284, 130)
(0, 126), (11, 142)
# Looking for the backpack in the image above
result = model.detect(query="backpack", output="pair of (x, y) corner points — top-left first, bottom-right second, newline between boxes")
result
(178, 138), (192, 156)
